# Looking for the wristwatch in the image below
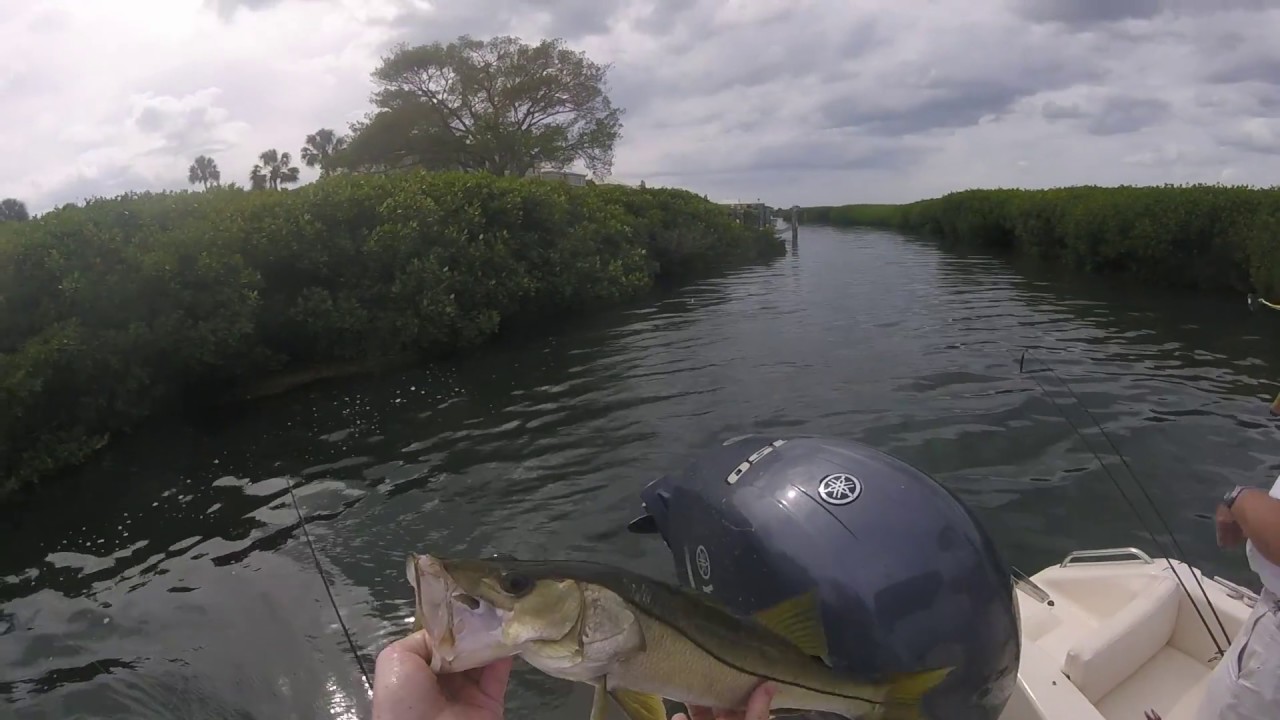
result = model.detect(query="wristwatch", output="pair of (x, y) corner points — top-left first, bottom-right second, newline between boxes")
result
(1223, 485), (1248, 510)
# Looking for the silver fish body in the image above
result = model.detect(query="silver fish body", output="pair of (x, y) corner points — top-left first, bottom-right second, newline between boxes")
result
(406, 554), (951, 720)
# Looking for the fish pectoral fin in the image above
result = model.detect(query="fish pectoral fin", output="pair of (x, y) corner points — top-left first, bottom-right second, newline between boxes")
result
(407, 553), (425, 634)
(608, 689), (668, 720)
(751, 590), (829, 660)
(874, 666), (953, 720)
(590, 679), (610, 720)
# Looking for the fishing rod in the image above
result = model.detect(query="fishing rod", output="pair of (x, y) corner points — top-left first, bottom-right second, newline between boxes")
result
(1244, 293), (1280, 416)
(283, 475), (374, 691)
(1015, 349), (1230, 656)
(1247, 293), (1280, 313)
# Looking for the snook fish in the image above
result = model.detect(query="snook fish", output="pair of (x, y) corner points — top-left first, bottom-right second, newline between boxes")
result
(405, 553), (952, 720)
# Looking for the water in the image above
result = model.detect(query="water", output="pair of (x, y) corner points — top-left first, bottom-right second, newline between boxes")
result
(4, 225), (1280, 719)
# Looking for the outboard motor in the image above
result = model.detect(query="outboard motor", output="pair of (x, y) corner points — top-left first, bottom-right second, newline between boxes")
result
(627, 435), (1020, 720)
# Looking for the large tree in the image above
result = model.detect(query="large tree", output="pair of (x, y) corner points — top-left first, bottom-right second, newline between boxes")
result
(300, 128), (350, 177)
(0, 198), (29, 222)
(187, 155), (222, 189)
(335, 104), (471, 174)
(250, 149), (301, 190)
(350, 34), (624, 179)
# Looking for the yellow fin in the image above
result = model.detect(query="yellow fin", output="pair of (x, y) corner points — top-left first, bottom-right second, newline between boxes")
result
(590, 680), (610, 720)
(609, 689), (667, 720)
(875, 667), (953, 720)
(751, 590), (829, 660)
(411, 614), (423, 633)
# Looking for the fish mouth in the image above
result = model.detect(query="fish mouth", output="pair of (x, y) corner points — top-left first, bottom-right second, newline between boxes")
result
(406, 553), (515, 673)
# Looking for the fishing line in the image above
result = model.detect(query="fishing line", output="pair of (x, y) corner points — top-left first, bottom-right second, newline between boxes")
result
(1015, 349), (1229, 655)
(283, 475), (374, 691)
(1245, 294), (1280, 416)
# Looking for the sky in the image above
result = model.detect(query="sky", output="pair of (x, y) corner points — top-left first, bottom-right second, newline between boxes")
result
(2, 0), (1280, 214)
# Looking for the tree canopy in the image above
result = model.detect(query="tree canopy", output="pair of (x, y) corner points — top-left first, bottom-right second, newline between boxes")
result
(0, 198), (29, 222)
(187, 155), (221, 189)
(338, 35), (623, 180)
(111, 36), (627, 201)
(301, 128), (350, 178)
(250, 149), (301, 190)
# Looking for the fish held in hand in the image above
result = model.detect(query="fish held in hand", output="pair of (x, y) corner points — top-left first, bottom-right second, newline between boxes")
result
(405, 553), (952, 720)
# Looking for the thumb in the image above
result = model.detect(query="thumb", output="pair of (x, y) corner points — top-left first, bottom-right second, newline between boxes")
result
(743, 682), (777, 720)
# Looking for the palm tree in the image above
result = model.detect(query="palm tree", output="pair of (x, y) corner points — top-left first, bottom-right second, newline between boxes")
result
(300, 128), (349, 178)
(0, 198), (29, 222)
(250, 149), (301, 190)
(187, 155), (221, 189)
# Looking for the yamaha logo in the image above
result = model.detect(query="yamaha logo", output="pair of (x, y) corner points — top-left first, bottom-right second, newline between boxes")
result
(695, 545), (712, 580)
(817, 473), (862, 506)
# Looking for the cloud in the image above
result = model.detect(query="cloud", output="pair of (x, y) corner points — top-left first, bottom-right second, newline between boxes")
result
(36, 88), (253, 202)
(1008, 0), (1276, 27)
(1039, 91), (1173, 136)
(1217, 119), (1280, 156)
(1009, 0), (1165, 27)
(3, 0), (1280, 213)
(205, 0), (289, 20)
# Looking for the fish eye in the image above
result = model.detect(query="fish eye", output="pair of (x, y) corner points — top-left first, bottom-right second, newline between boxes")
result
(499, 572), (534, 597)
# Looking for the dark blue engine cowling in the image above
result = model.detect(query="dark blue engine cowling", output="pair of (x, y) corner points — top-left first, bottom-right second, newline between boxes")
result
(627, 435), (1020, 720)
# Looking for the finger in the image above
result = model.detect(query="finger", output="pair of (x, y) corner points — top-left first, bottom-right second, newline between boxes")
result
(388, 629), (434, 661)
(477, 656), (515, 699)
(377, 629), (434, 671)
(742, 682), (777, 720)
(372, 631), (441, 720)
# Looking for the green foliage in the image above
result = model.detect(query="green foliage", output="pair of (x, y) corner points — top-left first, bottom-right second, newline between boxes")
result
(338, 101), (470, 174)
(300, 128), (350, 178)
(339, 35), (623, 179)
(0, 198), (29, 222)
(0, 172), (782, 499)
(791, 206), (833, 224)
(828, 204), (901, 228)
(801, 185), (1280, 293)
(187, 155), (222, 189)
(250, 149), (301, 191)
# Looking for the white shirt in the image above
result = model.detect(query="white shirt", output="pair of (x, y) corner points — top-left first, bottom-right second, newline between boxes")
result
(1245, 473), (1280, 598)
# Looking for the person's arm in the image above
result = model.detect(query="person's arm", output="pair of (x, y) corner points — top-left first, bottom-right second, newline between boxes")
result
(1227, 487), (1280, 565)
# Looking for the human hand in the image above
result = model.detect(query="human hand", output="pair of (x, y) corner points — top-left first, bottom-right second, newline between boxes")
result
(671, 682), (776, 720)
(1216, 503), (1244, 549)
(372, 629), (514, 720)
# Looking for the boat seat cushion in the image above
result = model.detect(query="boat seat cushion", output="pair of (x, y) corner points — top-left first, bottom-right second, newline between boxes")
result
(1061, 574), (1182, 703)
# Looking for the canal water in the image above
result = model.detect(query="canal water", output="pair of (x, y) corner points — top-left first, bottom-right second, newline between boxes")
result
(4, 224), (1280, 719)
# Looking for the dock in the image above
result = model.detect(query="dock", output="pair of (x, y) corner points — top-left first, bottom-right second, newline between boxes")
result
(722, 201), (773, 230)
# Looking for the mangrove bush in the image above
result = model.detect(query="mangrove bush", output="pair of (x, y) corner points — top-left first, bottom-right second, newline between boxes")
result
(0, 172), (782, 499)
(800, 185), (1280, 294)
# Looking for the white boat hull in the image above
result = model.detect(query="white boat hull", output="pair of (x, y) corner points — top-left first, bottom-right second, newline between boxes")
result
(997, 548), (1259, 720)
